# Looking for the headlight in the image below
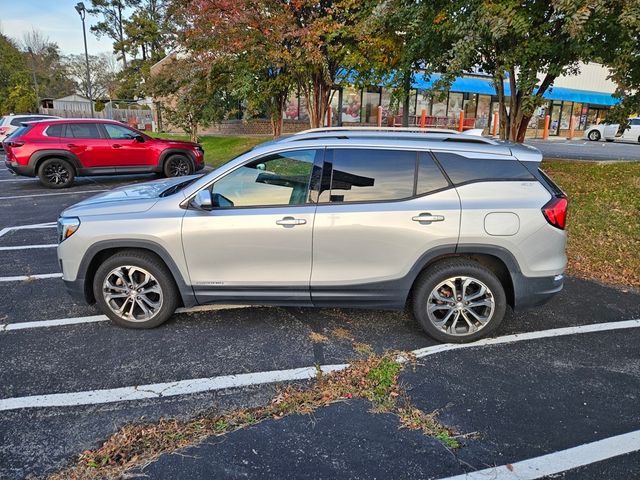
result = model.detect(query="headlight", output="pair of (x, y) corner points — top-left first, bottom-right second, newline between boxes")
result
(57, 217), (80, 243)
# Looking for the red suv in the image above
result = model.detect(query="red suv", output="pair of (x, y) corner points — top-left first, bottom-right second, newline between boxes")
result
(2, 119), (205, 188)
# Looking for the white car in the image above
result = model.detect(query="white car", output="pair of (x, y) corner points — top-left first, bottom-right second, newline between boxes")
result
(0, 114), (59, 146)
(584, 118), (640, 143)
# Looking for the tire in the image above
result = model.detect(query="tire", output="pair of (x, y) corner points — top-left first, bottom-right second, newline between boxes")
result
(93, 250), (180, 329)
(38, 158), (75, 188)
(411, 259), (507, 343)
(163, 154), (193, 178)
(587, 130), (601, 141)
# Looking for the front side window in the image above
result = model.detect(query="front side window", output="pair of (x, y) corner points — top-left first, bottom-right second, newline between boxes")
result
(104, 123), (137, 139)
(210, 149), (318, 208)
(64, 123), (101, 139)
(321, 149), (416, 203)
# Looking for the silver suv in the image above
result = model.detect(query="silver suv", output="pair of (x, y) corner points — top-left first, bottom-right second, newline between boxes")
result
(57, 128), (567, 343)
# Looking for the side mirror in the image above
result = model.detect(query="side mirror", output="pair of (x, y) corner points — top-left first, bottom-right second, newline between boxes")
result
(134, 134), (145, 143)
(191, 189), (212, 210)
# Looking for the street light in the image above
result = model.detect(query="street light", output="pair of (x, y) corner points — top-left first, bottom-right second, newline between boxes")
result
(75, 2), (95, 117)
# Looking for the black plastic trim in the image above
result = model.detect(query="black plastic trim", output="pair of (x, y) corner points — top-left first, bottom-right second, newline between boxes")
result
(28, 149), (82, 176)
(72, 239), (197, 308)
(159, 149), (197, 173)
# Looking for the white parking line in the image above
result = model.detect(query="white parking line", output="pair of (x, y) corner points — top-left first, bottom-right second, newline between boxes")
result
(0, 318), (637, 410)
(438, 429), (640, 480)
(0, 222), (56, 238)
(0, 244), (57, 251)
(0, 189), (106, 200)
(0, 304), (247, 332)
(0, 273), (62, 282)
(0, 178), (36, 182)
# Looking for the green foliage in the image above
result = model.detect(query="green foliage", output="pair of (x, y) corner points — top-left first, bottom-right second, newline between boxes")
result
(0, 34), (36, 114)
(95, 100), (106, 112)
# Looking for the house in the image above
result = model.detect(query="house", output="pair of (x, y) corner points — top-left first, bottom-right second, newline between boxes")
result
(52, 94), (94, 113)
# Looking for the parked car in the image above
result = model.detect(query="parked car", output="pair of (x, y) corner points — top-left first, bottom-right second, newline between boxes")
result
(57, 127), (567, 343)
(584, 118), (640, 142)
(0, 114), (60, 149)
(3, 118), (205, 187)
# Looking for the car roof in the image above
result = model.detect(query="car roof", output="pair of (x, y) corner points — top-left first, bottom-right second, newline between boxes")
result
(25, 118), (124, 124)
(253, 127), (543, 162)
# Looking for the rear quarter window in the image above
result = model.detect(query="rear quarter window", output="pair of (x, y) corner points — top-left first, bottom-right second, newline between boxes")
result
(433, 152), (534, 185)
(45, 124), (65, 137)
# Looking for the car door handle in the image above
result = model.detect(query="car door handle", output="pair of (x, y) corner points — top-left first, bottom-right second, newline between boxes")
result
(67, 143), (79, 148)
(412, 213), (445, 223)
(276, 216), (307, 226)
(112, 144), (122, 148)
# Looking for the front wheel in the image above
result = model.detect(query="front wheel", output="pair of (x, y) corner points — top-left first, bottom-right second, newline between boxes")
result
(412, 259), (507, 343)
(163, 154), (193, 177)
(38, 158), (75, 188)
(587, 130), (601, 141)
(93, 250), (180, 329)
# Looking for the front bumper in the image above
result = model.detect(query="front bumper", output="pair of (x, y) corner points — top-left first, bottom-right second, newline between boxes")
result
(512, 272), (564, 310)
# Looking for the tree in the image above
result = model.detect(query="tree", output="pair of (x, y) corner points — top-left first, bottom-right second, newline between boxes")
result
(88, 0), (140, 68)
(0, 34), (36, 114)
(22, 29), (76, 99)
(64, 53), (120, 100)
(149, 55), (235, 141)
(416, 0), (624, 142)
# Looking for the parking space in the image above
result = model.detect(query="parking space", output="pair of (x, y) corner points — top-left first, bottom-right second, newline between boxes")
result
(0, 156), (639, 479)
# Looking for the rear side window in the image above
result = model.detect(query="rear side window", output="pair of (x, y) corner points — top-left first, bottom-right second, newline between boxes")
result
(321, 149), (416, 203)
(433, 152), (534, 185)
(64, 123), (101, 139)
(5, 125), (33, 139)
(417, 152), (449, 195)
(46, 124), (64, 137)
(10, 117), (27, 126)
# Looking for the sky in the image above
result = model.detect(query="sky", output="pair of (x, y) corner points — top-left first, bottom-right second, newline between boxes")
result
(0, 0), (115, 55)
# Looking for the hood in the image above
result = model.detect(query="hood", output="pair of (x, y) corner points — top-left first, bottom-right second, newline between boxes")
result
(62, 175), (200, 217)
(151, 137), (199, 147)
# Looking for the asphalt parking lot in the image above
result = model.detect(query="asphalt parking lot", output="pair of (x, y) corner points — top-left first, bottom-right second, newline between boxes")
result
(526, 138), (640, 161)
(0, 156), (639, 479)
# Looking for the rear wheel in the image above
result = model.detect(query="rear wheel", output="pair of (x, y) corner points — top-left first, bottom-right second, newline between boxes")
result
(412, 259), (507, 343)
(163, 154), (193, 178)
(587, 130), (601, 141)
(93, 250), (180, 329)
(38, 158), (75, 188)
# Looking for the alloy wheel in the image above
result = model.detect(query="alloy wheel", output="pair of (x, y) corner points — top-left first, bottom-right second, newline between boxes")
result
(426, 276), (496, 336)
(167, 157), (190, 176)
(44, 162), (70, 185)
(102, 265), (164, 322)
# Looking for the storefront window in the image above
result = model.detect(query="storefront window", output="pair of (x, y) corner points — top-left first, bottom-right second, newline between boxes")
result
(463, 94), (477, 118)
(341, 86), (361, 123)
(550, 101), (563, 135)
(448, 92), (464, 119)
(416, 91), (431, 117)
(476, 95), (491, 128)
(431, 94), (447, 117)
(299, 95), (310, 122)
(362, 87), (381, 123)
(328, 89), (340, 126)
(560, 101), (573, 130)
(283, 91), (299, 121)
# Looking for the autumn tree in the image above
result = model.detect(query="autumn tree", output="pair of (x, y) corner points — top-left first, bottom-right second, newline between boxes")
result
(416, 0), (624, 142)
(22, 29), (75, 99)
(64, 53), (120, 99)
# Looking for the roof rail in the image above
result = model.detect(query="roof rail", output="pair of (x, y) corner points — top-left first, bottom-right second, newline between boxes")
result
(287, 126), (497, 145)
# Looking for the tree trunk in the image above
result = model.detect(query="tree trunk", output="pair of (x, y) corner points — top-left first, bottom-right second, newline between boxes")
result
(304, 70), (331, 128)
(402, 71), (411, 127)
(117, 3), (128, 69)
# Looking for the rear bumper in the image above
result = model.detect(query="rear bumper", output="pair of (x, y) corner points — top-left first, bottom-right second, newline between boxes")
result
(4, 159), (34, 177)
(513, 272), (564, 310)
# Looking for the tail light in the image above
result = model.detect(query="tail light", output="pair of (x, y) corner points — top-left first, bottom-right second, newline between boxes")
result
(542, 196), (568, 230)
(0, 127), (9, 136)
(6, 141), (24, 148)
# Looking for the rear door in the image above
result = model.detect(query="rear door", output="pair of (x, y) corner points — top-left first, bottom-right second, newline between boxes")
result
(310, 148), (460, 307)
(60, 122), (113, 169)
(621, 118), (640, 142)
(102, 123), (153, 167)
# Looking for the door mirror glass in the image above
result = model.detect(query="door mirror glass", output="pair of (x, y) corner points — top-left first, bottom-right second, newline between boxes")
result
(211, 192), (234, 208)
(192, 189), (213, 210)
(134, 134), (145, 143)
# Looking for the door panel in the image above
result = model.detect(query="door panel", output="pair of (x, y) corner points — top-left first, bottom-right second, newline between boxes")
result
(181, 148), (320, 305)
(62, 123), (112, 168)
(103, 123), (152, 166)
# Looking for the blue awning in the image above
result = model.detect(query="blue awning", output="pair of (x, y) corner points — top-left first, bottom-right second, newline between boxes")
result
(412, 73), (619, 106)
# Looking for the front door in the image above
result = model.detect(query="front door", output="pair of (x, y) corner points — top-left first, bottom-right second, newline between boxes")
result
(181, 148), (322, 305)
(102, 123), (152, 167)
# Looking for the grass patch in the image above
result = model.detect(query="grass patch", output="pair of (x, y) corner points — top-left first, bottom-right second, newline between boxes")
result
(152, 133), (269, 168)
(51, 352), (459, 480)
(543, 160), (640, 289)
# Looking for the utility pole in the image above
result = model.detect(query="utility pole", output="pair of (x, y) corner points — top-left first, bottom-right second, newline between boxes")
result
(75, 2), (95, 117)
(27, 47), (40, 113)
